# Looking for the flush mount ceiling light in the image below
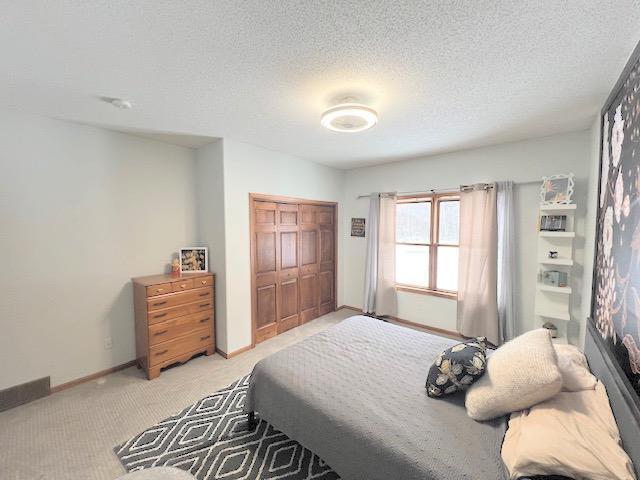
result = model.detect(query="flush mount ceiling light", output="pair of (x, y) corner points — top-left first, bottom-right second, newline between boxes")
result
(320, 102), (377, 133)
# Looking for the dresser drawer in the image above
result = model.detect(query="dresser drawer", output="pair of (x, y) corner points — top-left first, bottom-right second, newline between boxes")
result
(194, 275), (214, 289)
(146, 283), (172, 297)
(149, 328), (213, 366)
(147, 287), (213, 312)
(149, 311), (214, 346)
(147, 300), (213, 324)
(171, 278), (194, 292)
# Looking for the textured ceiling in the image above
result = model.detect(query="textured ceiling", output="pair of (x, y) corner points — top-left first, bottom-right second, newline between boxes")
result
(1, 1), (639, 169)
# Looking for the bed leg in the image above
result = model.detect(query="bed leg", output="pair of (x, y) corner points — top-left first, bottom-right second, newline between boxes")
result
(247, 411), (257, 430)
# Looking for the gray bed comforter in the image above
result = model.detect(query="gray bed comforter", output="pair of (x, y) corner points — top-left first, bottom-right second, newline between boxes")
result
(245, 315), (508, 480)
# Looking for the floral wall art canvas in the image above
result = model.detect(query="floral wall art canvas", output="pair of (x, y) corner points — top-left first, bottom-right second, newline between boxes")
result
(593, 45), (640, 397)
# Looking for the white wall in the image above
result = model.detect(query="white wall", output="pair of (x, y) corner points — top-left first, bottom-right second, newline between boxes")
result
(0, 111), (198, 389)
(212, 138), (345, 353)
(195, 140), (227, 351)
(342, 130), (593, 343)
(580, 115), (602, 346)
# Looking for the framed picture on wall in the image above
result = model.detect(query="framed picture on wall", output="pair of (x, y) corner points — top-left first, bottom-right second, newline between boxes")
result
(351, 218), (366, 237)
(592, 42), (640, 399)
(540, 174), (574, 205)
(179, 247), (208, 273)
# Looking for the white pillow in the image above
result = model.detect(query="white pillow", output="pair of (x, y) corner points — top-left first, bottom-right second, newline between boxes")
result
(465, 328), (562, 421)
(502, 382), (636, 480)
(554, 344), (597, 392)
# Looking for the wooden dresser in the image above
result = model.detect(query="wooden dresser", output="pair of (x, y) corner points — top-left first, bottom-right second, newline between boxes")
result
(132, 272), (215, 379)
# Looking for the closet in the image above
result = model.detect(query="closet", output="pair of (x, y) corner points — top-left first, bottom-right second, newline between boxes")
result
(250, 194), (336, 344)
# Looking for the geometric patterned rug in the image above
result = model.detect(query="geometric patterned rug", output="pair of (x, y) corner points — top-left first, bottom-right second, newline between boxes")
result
(114, 375), (339, 479)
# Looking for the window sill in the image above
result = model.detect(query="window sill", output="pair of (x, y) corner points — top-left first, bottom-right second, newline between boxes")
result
(395, 285), (457, 299)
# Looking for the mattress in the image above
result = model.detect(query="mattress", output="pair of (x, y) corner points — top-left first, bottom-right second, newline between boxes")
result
(245, 315), (508, 480)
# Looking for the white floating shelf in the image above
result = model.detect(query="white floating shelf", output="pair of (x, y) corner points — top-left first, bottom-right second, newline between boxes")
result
(535, 309), (570, 321)
(539, 257), (574, 266)
(539, 231), (576, 238)
(539, 204), (577, 211)
(537, 283), (572, 294)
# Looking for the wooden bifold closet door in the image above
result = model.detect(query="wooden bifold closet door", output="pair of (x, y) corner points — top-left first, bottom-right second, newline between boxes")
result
(251, 195), (336, 345)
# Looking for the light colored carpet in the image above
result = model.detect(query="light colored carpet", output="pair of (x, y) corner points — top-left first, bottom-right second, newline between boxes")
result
(0, 310), (354, 480)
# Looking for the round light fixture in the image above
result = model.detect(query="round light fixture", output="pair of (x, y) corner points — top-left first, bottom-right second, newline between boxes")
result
(321, 102), (377, 133)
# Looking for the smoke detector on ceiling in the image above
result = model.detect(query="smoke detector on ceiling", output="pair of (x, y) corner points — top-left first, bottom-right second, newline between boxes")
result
(102, 97), (133, 110)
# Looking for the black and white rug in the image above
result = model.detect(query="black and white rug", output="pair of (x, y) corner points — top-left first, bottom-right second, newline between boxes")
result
(114, 375), (339, 479)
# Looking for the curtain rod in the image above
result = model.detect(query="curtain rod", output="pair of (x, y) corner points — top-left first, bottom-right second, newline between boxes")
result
(355, 179), (540, 199)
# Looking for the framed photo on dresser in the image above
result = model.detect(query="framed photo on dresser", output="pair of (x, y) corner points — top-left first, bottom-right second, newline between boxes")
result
(179, 247), (208, 273)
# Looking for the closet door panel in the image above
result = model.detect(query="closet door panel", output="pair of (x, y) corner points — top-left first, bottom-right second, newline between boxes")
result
(319, 271), (334, 316)
(252, 201), (279, 343)
(318, 206), (335, 315)
(277, 203), (300, 333)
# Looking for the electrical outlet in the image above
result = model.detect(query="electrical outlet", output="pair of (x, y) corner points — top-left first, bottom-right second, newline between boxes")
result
(104, 337), (112, 350)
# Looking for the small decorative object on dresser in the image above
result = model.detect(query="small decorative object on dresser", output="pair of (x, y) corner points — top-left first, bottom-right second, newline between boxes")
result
(132, 272), (215, 379)
(171, 257), (181, 277)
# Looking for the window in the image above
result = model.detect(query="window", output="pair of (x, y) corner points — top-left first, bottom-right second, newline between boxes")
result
(395, 195), (460, 296)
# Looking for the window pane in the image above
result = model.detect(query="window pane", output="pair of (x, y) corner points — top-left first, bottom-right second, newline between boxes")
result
(396, 202), (430, 244)
(436, 246), (458, 291)
(396, 244), (429, 287)
(438, 200), (459, 245)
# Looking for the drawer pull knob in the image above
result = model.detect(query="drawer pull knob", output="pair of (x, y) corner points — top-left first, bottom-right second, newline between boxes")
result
(199, 292), (209, 297)
(199, 303), (211, 308)
(180, 284), (187, 288)
(201, 280), (207, 285)
(157, 288), (164, 292)
(154, 313), (167, 319)
(199, 318), (208, 323)
(154, 330), (168, 336)
(153, 301), (167, 307)
(155, 349), (168, 356)
(200, 335), (210, 341)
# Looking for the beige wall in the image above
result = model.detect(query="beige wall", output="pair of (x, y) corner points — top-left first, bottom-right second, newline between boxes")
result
(195, 140), (227, 351)
(208, 138), (345, 353)
(0, 112), (198, 390)
(341, 130), (593, 344)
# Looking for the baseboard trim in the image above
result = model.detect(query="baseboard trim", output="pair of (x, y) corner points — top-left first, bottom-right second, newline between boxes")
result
(215, 344), (254, 359)
(337, 305), (463, 340)
(50, 360), (137, 393)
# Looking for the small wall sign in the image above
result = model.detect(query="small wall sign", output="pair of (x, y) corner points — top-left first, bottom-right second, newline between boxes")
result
(351, 218), (366, 237)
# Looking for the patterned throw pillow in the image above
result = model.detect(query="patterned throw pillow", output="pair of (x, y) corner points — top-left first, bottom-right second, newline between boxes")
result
(426, 337), (488, 398)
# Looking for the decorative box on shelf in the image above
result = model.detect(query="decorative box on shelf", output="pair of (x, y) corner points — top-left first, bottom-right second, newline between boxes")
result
(132, 272), (215, 380)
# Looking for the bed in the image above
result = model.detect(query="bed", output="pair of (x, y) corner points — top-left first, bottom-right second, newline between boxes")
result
(244, 315), (508, 480)
(245, 315), (640, 479)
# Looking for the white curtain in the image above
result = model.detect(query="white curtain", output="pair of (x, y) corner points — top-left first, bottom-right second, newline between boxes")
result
(457, 184), (499, 345)
(376, 194), (397, 316)
(363, 193), (397, 316)
(363, 193), (380, 314)
(496, 181), (516, 343)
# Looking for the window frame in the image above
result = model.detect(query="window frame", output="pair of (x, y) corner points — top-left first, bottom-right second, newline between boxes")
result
(395, 193), (460, 298)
